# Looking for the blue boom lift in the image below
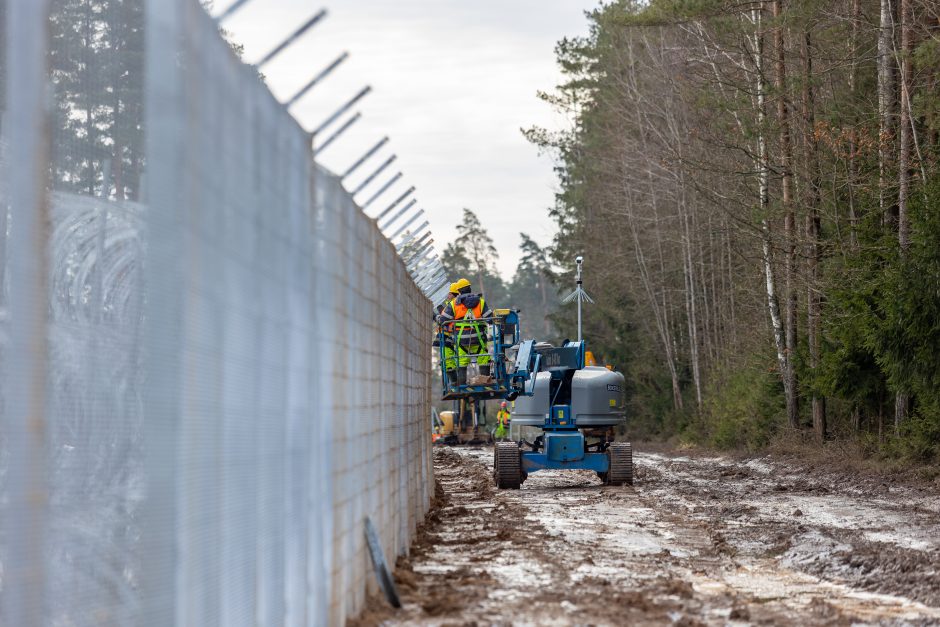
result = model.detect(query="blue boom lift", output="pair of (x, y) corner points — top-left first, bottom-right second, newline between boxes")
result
(435, 302), (633, 489)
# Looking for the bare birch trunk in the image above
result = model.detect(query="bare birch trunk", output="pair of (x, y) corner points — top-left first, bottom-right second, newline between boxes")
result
(753, 7), (792, 417)
(878, 0), (895, 217)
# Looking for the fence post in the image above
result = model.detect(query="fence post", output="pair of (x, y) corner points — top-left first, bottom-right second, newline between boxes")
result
(141, 0), (184, 623)
(2, 0), (52, 624)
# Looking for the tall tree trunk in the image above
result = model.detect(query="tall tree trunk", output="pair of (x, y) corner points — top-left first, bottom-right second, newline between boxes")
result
(773, 0), (800, 429)
(802, 30), (826, 441)
(848, 0), (860, 247)
(894, 393), (909, 433)
(877, 0), (895, 217)
(708, 218), (721, 359)
(698, 221), (716, 368)
(897, 0), (912, 252)
(679, 177), (703, 410)
(113, 138), (124, 201)
(726, 226), (738, 351)
(83, 4), (96, 196)
(752, 6), (792, 417)
(895, 0), (913, 430)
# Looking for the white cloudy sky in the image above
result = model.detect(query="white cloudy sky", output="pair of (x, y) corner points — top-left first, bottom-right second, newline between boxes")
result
(221, 0), (593, 278)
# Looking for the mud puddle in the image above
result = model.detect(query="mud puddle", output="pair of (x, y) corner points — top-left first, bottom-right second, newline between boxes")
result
(353, 447), (940, 626)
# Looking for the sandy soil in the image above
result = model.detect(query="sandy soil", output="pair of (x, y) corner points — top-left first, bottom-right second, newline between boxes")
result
(352, 446), (940, 626)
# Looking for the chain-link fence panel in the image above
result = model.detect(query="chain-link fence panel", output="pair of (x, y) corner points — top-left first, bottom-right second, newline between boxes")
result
(0, 0), (433, 625)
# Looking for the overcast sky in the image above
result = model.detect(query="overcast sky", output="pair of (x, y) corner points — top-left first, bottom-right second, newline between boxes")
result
(222, 0), (593, 278)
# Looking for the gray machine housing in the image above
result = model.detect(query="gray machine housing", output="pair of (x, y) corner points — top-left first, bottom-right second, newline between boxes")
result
(511, 366), (627, 428)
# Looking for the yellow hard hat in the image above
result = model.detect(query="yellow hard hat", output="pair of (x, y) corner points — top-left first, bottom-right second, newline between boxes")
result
(448, 282), (460, 295)
(453, 278), (471, 292)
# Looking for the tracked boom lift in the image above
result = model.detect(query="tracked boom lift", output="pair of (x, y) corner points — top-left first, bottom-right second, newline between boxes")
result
(433, 308), (518, 446)
(434, 257), (632, 488)
(493, 339), (631, 488)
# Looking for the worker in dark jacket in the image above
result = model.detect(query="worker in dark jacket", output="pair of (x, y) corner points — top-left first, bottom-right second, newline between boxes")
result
(434, 282), (460, 384)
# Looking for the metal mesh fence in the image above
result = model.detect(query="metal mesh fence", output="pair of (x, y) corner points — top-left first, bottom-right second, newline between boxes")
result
(0, 0), (433, 625)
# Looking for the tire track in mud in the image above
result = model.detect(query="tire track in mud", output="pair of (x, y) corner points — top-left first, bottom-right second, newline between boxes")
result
(353, 447), (940, 626)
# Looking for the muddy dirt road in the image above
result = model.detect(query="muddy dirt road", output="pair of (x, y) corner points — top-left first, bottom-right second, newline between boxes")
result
(357, 447), (940, 626)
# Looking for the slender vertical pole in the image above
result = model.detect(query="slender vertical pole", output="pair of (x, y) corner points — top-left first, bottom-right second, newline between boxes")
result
(576, 261), (582, 342)
(577, 299), (582, 342)
(4, 0), (51, 624)
(562, 256), (592, 343)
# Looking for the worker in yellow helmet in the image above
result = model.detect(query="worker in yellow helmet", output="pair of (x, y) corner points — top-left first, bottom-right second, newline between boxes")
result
(495, 401), (511, 441)
(438, 278), (492, 385)
(434, 282), (461, 386)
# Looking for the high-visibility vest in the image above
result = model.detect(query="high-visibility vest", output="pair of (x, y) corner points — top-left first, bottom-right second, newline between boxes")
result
(445, 296), (488, 347)
(452, 298), (484, 321)
(437, 297), (456, 345)
(497, 409), (510, 426)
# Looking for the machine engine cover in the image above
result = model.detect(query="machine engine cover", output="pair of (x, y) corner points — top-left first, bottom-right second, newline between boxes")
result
(572, 367), (626, 427)
(510, 372), (551, 427)
(510, 368), (626, 428)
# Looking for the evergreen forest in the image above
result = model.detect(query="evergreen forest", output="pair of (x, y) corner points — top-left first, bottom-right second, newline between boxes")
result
(515, 0), (940, 461)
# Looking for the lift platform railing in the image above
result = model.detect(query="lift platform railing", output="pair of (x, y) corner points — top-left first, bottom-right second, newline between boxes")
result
(435, 308), (521, 401)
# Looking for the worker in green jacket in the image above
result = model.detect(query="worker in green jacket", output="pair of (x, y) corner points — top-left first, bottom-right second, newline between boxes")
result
(494, 401), (511, 440)
(434, 282), (461, 386)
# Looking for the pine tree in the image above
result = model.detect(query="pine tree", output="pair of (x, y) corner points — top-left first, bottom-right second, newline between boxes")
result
(453, 208), (498, 297)
(48, 0), (145, 197)
(511, 234), (554, 338)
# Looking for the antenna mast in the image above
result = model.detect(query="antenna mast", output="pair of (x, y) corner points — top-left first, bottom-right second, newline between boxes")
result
(561, 255), (594, 342)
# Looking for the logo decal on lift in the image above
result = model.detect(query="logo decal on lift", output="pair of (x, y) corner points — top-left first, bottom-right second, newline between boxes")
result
(606, 384), (623, 393)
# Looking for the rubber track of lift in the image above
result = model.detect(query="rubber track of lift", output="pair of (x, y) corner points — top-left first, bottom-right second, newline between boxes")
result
(607, 441), (634, 486)
(494, 442), (523, 489)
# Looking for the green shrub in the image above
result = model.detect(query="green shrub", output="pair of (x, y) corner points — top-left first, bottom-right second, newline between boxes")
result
(694, 355), (786, 451)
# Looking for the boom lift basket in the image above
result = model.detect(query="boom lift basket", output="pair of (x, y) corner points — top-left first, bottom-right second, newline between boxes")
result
(436, 309), (520, 401)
